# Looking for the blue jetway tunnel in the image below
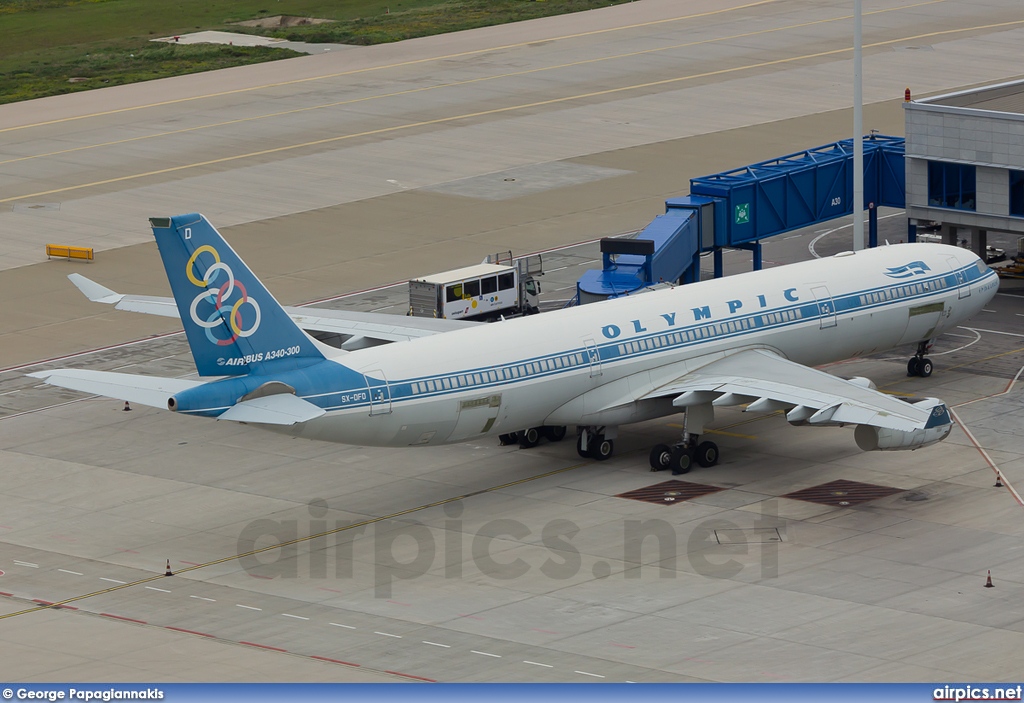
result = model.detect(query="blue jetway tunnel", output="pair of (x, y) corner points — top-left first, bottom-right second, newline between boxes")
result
(576, 134), (907, 302)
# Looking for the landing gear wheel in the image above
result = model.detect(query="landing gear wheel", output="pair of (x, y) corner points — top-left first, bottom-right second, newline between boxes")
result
(918, 358), (933, 378)
(907, 357), (921, 377)
(590, 436), (614, 461)
(498, 432), (519, 446)
(519, 427), (541, 448)
(695, 441), (719, 468)
(649, 444), (672, 471)
(542, 425), (567, 442)
(670, 446), (694, 475)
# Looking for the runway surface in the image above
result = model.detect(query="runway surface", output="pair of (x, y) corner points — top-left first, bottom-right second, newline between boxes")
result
(1, 0), (1024, 683)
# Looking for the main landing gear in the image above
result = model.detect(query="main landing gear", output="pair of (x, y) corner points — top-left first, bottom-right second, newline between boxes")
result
(648, 437), (719, 474)
(499, 425), (567, 449)
(575, 426), (615, 461)
(648, 402), (719, 475)
(907, 340), (934, 378)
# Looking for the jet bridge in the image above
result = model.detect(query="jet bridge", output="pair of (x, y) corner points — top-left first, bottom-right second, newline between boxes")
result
(575, 135), (907, 303)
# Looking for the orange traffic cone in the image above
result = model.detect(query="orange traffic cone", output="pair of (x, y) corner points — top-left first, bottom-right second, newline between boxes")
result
(165, 559), (173, 577)
(995, 473), (1003, 487)
(123, 401), (131, 411)
(985, 570), (994, 588)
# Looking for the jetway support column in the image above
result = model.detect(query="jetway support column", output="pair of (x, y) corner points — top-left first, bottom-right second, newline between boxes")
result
(741, 242), (763, 271)
(868, 203), (878, 248)
(908, 221), (917, 243)
(714, 248), (724, 279)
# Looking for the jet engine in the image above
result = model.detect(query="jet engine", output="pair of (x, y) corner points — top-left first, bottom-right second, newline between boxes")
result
(853, 397), (953, 451)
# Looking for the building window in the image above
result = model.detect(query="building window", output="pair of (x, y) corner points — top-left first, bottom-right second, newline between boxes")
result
(927, 161), (976, 211)
(1011, 170), (1024, 217)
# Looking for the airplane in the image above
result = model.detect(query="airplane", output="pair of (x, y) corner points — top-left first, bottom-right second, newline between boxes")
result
(30, 213), (1000, 474)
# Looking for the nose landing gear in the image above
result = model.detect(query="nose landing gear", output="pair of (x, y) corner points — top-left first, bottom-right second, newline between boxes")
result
(907, 340), (934, 378)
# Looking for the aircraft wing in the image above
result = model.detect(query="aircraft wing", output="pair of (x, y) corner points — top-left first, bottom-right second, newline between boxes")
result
(68, 274), (477, 345)
(27, 369), (201, 409)
(642, 348), (948, 432)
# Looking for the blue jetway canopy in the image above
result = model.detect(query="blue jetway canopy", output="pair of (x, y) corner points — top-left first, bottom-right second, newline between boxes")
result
(689, 134), (905, 246)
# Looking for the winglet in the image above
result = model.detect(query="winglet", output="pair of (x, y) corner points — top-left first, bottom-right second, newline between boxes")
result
(68, 274), (123, 305)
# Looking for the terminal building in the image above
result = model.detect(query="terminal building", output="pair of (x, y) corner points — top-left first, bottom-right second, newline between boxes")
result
(904, 79), (1024, 255)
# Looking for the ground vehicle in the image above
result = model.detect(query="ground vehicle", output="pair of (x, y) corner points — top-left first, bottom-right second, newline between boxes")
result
(408, 253), (543, 321)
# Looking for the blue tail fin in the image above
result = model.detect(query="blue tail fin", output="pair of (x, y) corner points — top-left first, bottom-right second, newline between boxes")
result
(150, 213), (324, 377)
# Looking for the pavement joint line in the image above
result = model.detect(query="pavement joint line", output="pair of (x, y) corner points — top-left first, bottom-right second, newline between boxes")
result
(7, 15), (1019, 207)
(100, 613), (146, 624)
(240, 641), (287, 652)
(385, 671), (436, 683)
(165, 626), (213, 638)
(0, 0), (783, 134)
(311, 655), (360, 667)
(0, 0), (938, 170)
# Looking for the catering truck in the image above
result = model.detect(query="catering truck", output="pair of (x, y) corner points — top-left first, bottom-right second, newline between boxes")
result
(408, 252), (543, 321)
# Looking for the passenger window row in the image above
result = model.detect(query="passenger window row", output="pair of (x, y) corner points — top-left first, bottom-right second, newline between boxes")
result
(409, 352), (589, 395)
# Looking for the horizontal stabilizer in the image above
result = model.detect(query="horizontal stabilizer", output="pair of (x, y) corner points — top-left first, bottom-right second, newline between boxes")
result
(68, 274), (122, 305)
(28, 369), (201, 409)
(217, 393), (325, 425)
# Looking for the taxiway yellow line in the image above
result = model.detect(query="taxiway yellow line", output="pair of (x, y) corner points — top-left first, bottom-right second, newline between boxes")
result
(0, 0), (781, 134)
(0, 0), (946, 168)
(6, 16), (1021, 206)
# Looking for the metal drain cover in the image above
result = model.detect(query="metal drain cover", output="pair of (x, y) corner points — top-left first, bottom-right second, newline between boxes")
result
(782, 479), (904, 507)
(617, 480), (724, 505)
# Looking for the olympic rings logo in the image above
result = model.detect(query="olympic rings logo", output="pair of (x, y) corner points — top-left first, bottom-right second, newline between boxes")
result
(185, 245), (261, 346)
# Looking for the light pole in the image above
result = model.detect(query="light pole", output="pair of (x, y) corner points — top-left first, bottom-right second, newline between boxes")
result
(853, 0), (864, 250)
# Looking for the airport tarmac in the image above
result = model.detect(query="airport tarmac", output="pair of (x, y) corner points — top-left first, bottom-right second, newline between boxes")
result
(1, 0), (1024, 684)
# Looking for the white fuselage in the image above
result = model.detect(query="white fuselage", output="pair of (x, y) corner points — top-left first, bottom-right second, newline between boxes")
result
(284, 244), (997, 447)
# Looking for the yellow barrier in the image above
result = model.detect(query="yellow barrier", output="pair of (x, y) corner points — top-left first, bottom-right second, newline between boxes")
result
(46, 244), (93, 261)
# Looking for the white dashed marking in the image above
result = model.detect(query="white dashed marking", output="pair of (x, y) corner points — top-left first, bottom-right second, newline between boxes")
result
(13, 561), (38, 568)
(576, 671), (605, 678)
(422, 641), (450, 648)
(58, 569), (83, 575)
(329, 622), (356, 629)
(100, 577), (125, 584)
(524, 661), (553, 668)
(282, 613), (309, 620)
(236, 604), (261, 611)
(145, 586), (171, 593)
(374, 631), (402, 638)
(190, 595), (215, 602)
(472, 651), (501, 658)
